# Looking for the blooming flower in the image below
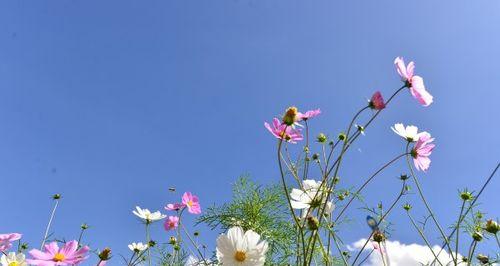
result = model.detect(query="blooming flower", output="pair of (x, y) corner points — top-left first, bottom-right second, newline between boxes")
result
(411, 132), (435, 172)
(297, 109), (321, 121)
(290, 180), (334, 217)
(165, 203), (186, 211)
(163, 216), (179, 231)
(128, 242), (148, 253)
(216, 227), (268, 266)
(26, 240), (89, 266)
(391, 123), (421, 142)
(1, 252), (27, 266)
(132, 206), (166, 223)
(394, 57), (433, 106)
(369, 91), (386, 110)
(182, 192), (201, 214)
(0, 233), (22, 252)
(264, 118), (303, 144)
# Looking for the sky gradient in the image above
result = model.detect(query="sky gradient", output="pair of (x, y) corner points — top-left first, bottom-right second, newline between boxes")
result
(1, 0), (499, 263)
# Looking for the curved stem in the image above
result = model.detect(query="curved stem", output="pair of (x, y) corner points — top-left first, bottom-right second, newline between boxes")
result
(406, 212), (444, 266)
(181, 223), (208, 265)
(405, 144), (456, 263)
(41, 199), (59, 249)
(466, 240), (477, 266)
(454, 200), (466, 265)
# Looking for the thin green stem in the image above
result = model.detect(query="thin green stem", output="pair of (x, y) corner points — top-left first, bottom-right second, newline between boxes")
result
(454, 200), (466, 265)
(180, 223), (209, 265)
(41, 199), (59, 249)
(406, 212), (444, 266)
(466, 240), (477, 266)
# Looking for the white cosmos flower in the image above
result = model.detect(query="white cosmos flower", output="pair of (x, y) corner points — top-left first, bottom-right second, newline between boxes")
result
(216, 226), (268, 266)
(128, 242), (148, 252)
(391, 123), (422, 142)
(290, 179), (334, 217)
(1, 252), (27, 266)
(133, 206), (166, 223)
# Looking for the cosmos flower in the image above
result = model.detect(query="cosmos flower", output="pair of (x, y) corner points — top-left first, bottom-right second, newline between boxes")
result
(132, 206), (166, 223)
(182, 192), (202, 215)
(1, 252), (27, 266)
(165, 203), (186, 211)
(290, 180), (334, 217)
(128, 242), (148, 253)
(26, 240), (89, 266)
(369, 91), (386, 110)
(216, 227), (268, 266)
(411, 132), (435, 172)
(297, 109), (321, 121)
(391, 123), (422, 142)
(164, 216), (180, 231)
(394, 57), (433, 106)
(264, 118), (303, 144)
(0, 233), (22, 252)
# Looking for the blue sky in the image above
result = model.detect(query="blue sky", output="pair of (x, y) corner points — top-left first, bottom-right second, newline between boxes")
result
(1, 0), (499, 263)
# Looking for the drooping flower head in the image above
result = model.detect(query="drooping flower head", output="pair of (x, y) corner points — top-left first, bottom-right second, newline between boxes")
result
(411, 132), (435, 172)
(216, 226), (268, 266)
(165, 203), (186, 211)
(394, 57), (433, 106)
(369, 91), (386, 110)
(0, 233), (22, 252)
(27, 240), (89, 266)
(264, 118), (303, 144)
(182, 192), (201, 214)
(1, 252), (27, 266)
(163, 216), (179, 231)
(297, 109), (321, 121)
(128, 242), (148, 253)
(132, 206), (166, 223)
(391, 123), (420, 142)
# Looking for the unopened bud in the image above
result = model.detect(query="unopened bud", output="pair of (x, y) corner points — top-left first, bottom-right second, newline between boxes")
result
(98, 248), (112, 261)
(148, 240), (156, 247)
(472, 231), (483, 241)
(373, 231), (385, 243)
(312, 153), (320, 161)
(476, 254), (489, 264)
(338, 133), (346, 141)
(403, 203), (412, 211)
(485, 219), (499, 234)
(282, 107), (298, 126)
(307, 216), (319, 231)
(460, 191), (473, 201)
(399, 174), (409, 181)
(81, 223), (89, 230)
(317, 133), (327, 143)
(169, 236), (177, 245)
(52, 194), (62, 200)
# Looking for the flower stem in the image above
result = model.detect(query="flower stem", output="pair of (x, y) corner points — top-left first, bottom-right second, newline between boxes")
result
(454, 200), (466, 265)
(41, 199), (59, 249)
(406, 211), (444, 266)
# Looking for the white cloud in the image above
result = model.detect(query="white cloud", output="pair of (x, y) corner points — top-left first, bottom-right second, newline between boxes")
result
(348, 238), (460, 266)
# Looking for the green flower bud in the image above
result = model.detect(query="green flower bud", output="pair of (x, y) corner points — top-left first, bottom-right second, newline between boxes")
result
(399, 174), (409, 181)
(317, 133), (327, 143)
(476, 254), (489, 264)
(472, 231), (483, 241)
(485, 219), (499, 235)
(169, 236), (177, 245)
(333, 177), (340, 184)
(81, 223), (89, 230)
(338, 133), (346, 141)
(307, 216), (319, 231)
(98, 248), (112, 261)
(194, 231), (200, 237)
(312, 153), (320, 161)
(403, 203), (412, 211)
(173, 244), (181, 251)
(373, 231), (385, 243)
(460, 191), (473, 201)
(148, 240), (156, 247)
(52, 194), (62, 200)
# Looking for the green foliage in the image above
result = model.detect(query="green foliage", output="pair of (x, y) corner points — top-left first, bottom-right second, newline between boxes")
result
(198, 176), (296, 265)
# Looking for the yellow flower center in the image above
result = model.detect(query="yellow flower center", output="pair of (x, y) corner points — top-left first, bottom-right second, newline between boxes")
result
(187, 200), (193, 207)
(234, 250), (246, 262)
(8, 262), (19, 266)
(53, 253), (65, 262)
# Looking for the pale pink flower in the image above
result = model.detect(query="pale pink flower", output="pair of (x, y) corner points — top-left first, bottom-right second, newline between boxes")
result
(394, 57), (433, 106)
(164, 216), (180, 231)
(264, 118), (303, 144)
(411, 132), (435, 172)
(182, 192), (201, 214)
(372, 242), (385, 253)
(0, 233), (22, 252)
(27, 240), (89, 266)
(369, 91), (386, 110)
(165, 203), (186, 211)
(297, 109), (321, 121)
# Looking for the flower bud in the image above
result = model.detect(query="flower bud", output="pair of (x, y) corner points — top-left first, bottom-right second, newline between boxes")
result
(333, 177), (340, 184)
(485, 219), (499, 234)
(307, 216), (319, 231)
(148, 240), (156, 247)
(460, 191), (473, 201)
(173, 244), (180, 251)
(312, 153), (320, 161)
(317, 133), (327, 143)
(52, 194), (62, 200)
(356, 125), (365, 134)
(20, 243), (28, 250)
(472, 231), (483, 241)
(329, 141), (334, 146)
(476, 254), (489, 264)
(399, 174), (409, 181)
(81, 223), (89, 230)
(98, 248), (112, 261)
(403, 204), (412, 211)
(194, 231), (200, 237)
(282, 107), (298, 126)
(169, 236), (177, 245)
(373, 231), (385, 243)
(337, 194), (345, 201)
(338, 133), (346, 141)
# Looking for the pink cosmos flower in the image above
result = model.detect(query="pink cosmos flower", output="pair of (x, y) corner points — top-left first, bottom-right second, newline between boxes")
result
(369, 91), (386, 110)
(264, 118), (303, 144)
(297, 109), (321, 121)
(27, 240), (89, 266)
(164, 216), (180, 231)
(182, 192), (201, 214)
(0, 233), (22, 252)
(411, 132), (435, 172)
(165, 203), (186, 211)
(394, 57), (433, 106)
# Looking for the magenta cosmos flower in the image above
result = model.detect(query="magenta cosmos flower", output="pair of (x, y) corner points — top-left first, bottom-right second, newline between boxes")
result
(369, 91), (386, 110)
(0, 233), (22, 252)
(394, 57), (433, 106)
(411, 132), (435, 172)
(165, 202), (186, 211)
(164, 216), (180, 231)
(264, 118), (303, 144)
(182, 192), (201, 214)
(27, 240), (89, 266)
(297, 109), (321, 121)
